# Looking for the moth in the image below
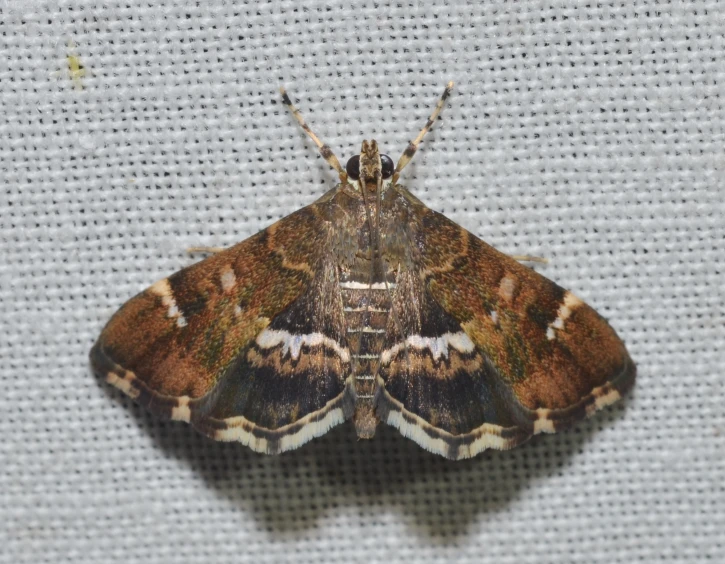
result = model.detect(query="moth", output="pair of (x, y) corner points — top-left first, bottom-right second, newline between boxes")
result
(91, 83), (635, 460)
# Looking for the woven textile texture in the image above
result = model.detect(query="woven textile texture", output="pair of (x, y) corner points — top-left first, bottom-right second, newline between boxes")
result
(1, 1), (723, 562)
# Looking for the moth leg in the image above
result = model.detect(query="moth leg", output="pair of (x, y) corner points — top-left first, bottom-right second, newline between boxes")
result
(186, 246), (225, 254)
(393, 81), (454, 183)
(510, 254), (549, 264)
(280, 87), (347, 184)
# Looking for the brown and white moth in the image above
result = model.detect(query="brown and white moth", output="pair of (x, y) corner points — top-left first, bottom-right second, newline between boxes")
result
(91, 83), (635, 460)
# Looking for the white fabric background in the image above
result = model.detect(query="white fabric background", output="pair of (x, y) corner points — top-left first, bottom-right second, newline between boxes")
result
(1, 1), (723, 562)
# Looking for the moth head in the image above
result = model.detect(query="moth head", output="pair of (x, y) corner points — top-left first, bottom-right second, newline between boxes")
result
(280, 82), (453, 189)
(345, 140), (395, 190)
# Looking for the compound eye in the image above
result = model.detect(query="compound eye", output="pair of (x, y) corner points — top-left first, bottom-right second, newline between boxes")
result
(346, 155), (360, 180)
(380, 154), (394, 179)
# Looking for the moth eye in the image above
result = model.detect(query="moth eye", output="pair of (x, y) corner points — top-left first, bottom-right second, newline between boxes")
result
(380, 154), (394, 179)
(346, 155), (361, 180)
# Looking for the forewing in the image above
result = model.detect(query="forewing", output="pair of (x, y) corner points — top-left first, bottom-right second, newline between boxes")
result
(91, 203), (354, 454)
(376, 187), (635, 459)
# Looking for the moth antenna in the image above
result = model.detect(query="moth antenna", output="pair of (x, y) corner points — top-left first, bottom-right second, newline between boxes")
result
(375, 171), (383, 246)
(393, 81), (454, 184)
(511, 254), (550, 264)
(280, 87), (347, 183)
(358, 177), (377, 262)
(186, 246), (225, 255)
